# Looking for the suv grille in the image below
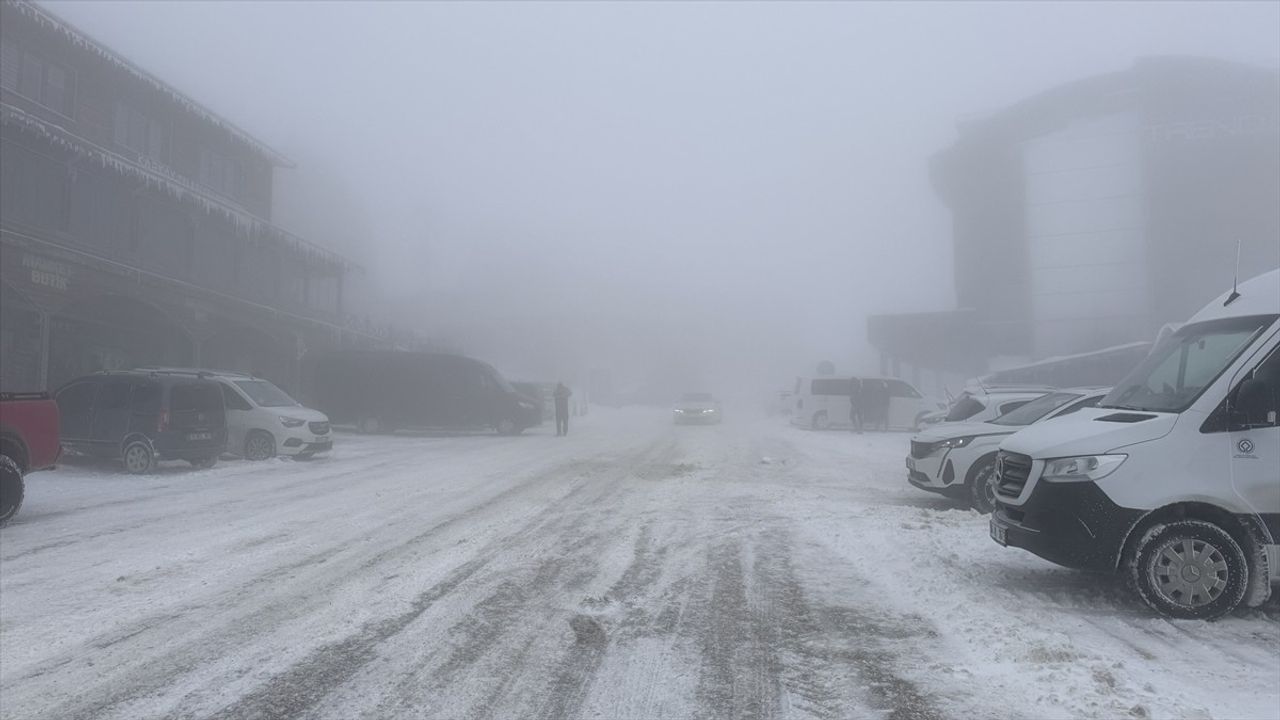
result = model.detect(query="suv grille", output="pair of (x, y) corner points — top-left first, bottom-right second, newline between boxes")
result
(910, 440), (936, 459)
(995, 451), (1033, 499)
(309, 421), (330, 435)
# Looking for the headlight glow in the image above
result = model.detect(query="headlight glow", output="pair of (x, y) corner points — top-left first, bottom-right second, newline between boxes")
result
(1042, 454), (1127, 483)
(940, 436), (974, 449)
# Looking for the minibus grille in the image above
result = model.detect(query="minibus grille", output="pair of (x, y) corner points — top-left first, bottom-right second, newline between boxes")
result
(995, 451), (1033, 498)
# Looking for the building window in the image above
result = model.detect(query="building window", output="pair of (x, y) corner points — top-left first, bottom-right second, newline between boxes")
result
(2, 42), (75, 118)
(199, 148), (242, 199)
(113, 102), (170, 163)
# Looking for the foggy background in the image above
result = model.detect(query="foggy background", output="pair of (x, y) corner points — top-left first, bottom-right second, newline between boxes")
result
(47, 0), (1280, 400)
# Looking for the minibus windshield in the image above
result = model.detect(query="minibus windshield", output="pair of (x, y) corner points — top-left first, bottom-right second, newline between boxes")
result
(1100, 315), (1277, 413)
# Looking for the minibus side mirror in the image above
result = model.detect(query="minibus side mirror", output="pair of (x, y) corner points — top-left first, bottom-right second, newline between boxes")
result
(1232, 377), (1277, 429)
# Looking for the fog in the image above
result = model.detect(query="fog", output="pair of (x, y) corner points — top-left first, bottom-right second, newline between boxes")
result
(49, 0), (1280, 401)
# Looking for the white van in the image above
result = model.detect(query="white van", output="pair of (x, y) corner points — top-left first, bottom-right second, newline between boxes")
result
(991, 269), (1280, 619)
(791, 376), (941, 431)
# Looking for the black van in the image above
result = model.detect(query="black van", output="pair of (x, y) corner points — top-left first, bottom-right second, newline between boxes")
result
(55, 371), (227, 473)
(306, 351), (540, 435)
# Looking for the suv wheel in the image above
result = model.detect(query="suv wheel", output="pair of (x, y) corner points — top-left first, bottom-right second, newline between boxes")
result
(967, 456), (998, 514)
(496, 418), (520, 435)
(0, 455), (24, 527)
(1129, 520), (1248, 620)
(245, 431), (276, 461)
(123, 440), (156, 474)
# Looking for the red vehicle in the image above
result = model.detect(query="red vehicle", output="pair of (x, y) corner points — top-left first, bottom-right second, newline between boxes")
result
(0, 391), (61, 527)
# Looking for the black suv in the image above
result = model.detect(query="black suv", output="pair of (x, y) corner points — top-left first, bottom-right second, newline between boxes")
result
(55, 371), (227, 473)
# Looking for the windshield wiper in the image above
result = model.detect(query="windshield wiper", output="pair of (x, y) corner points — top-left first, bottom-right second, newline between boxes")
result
(1100, 403), (1146, 411)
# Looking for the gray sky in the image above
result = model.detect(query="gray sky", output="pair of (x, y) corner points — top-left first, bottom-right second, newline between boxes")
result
(47, 0), (1280, 394)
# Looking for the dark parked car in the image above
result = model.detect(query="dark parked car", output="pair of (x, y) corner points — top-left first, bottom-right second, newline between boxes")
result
(55, 371), (227, 473)
(306, 351), (540, 435)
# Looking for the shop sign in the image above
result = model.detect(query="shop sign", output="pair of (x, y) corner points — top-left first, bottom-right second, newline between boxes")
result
(22, 253), (72, 292)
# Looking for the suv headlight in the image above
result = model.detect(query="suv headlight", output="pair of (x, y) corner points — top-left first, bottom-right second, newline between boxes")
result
(280, 416), (306, 428)
(940, 436), (975, 449)
(1042, 454), (1127, 483)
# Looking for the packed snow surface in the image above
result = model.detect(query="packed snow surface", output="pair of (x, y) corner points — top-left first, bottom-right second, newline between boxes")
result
(2, 408), (1277, 719)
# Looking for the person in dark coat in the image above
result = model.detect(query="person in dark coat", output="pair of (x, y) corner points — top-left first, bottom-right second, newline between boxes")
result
(554, 382), (572, 436)
(848, 377), (864, 434)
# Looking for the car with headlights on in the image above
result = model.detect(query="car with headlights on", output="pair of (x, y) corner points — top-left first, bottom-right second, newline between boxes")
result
(906, 387), (1109, 513)
(674, 393), (722, 424)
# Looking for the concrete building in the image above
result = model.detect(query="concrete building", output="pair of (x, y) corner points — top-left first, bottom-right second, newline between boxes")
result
(870, 56), (1280, 390)
(0, 0), (407, 394)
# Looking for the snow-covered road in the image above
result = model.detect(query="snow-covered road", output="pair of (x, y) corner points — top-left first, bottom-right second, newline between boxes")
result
(2, 408), (1277, 720)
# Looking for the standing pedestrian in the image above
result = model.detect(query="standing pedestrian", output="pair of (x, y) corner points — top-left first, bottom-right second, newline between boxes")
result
(848, 377), (864, 434)
(554, 382), (572, 436)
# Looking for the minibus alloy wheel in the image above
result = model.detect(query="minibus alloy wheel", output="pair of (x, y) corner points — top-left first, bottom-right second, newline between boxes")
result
(1130, 519), (1248, 620)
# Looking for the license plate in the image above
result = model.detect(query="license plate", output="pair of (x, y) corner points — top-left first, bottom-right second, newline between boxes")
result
(187, 432), (213, 441)
(906, 457), (915, 470)
(990, 520), (1007, 546)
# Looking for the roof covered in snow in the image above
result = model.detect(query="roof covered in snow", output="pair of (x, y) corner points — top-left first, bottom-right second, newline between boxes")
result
(11, 0), (295, 168)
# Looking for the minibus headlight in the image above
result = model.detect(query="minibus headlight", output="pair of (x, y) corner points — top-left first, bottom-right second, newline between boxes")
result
(1042, 454), (1127, 483)
(280, 416), (306, 428)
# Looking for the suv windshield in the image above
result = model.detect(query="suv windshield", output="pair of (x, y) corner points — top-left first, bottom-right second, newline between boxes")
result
(1101, 315), (1277, 413)
(944, 395), (985, 422)
(233, 380), (299, 408)
(989, 392), (1081, 426)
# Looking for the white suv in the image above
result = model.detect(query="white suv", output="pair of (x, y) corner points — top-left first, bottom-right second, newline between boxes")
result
(930, 387), (1053, 426)
(137, 369), (332, 460)
(907, 387), (1109, 513)
(210, 372), (332, 460)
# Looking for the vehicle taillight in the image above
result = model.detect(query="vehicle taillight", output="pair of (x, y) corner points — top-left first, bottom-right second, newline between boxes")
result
(157, 409), (170, 432)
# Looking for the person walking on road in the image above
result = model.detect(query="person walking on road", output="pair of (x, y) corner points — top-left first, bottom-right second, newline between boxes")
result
(554, 382), (572, 436)
(848, 377), (864, 434)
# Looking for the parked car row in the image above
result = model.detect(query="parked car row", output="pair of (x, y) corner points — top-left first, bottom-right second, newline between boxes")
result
(53, 369), (330, 473)
(905, 270), (1280, 619)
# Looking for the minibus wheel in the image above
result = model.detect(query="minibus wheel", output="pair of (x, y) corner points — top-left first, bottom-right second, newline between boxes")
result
(1130, 520), (1248, 620)
(811, 412), (829, 430)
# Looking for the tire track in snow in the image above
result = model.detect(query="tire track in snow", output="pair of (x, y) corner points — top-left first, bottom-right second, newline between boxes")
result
(206, 438), (678, 720)
(18, 441), (665, 720)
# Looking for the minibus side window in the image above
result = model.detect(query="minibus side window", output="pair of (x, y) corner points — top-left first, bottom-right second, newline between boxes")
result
(1203, 347), (1280, 433)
